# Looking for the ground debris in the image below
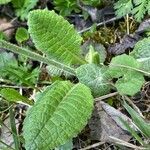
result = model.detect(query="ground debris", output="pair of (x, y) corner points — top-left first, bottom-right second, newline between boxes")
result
(89, 101), (132, 142)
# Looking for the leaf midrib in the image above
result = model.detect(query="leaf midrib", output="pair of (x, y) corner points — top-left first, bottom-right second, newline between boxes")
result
(28, 83), (78, 150)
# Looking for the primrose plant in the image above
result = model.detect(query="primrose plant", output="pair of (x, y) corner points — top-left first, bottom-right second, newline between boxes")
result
(0, 9), (150, 150)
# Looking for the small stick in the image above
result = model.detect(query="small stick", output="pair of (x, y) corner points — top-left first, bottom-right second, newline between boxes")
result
(79, 141), (105, 150)
(126, 14), (130, 35)
(109, 136), (147, 150)
(78, 17), (119, 34)
(95, 92), (119, 102)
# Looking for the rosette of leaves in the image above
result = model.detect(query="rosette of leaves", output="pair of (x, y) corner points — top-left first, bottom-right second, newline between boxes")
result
(9, 9), (94, 150)
(1, 9), (149, 150)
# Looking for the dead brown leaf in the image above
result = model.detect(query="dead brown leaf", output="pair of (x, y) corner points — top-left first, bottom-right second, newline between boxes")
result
(0, 18), (14, 39)
(89, 101), (132, 142)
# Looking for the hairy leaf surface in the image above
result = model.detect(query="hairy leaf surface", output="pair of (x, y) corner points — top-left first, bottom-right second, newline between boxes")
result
(28, 9), (83, 65)
(46, 65), (73, 77)
(130, 38), (150, 73)
(76, 64), (111, 97)
(23, 81), (93, 150)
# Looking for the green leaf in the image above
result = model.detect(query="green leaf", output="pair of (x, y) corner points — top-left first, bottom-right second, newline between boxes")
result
(114, 0), (149, 22)
(130, 38), (150, 73)
(53, 0), (79, 16)
(5, 65), (39, 86)
(108, 54), (141, 78)
(114, 0), (133, 17)
(0, 31), (8, 40)
(0, 88), (33, 105)
(11, 0), (24, 7)
(115, 71), (144, 96)
(108, 54), (145, 95)
(82, 41), (106, 64)
(148, 1), (150, 15)
(132, 0), (148, 22)
(123, 101), (150, 138)
(23, 81), (93, 150)
(0, 52), (18, 77)
(85, 45), (100, 64)
(28, 9), (83, 65)
(0, 40), (76, 76)
(15, 27), (29, 43)
(0, 0), (11, 4)
(119, 117), (145, 146)
(76, 64), (111, 97)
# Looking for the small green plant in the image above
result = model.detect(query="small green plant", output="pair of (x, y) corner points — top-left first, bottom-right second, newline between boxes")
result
(53, 0), (101, 16)
(0, 0), (38, 20)
(114, 0), (150, 22)
(11, 0), (38, 20)
(0, 9), (150, 149)
(0, 51), (40, 86)
(15, 27), (29, 43)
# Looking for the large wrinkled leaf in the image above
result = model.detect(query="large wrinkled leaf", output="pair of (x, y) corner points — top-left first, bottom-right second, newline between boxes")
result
(107, 54), (145, 96)
(130, 38), (150, 73)
(76, 64), (111, 97)
(23, 81), (93, 150)
(28, 9), (83, 65)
